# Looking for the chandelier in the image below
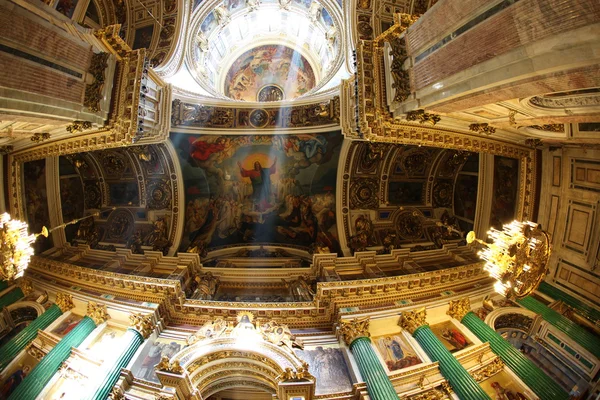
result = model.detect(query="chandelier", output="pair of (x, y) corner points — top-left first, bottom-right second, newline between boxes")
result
(467, 220), (551, 299)
(0, 212), (98, 282)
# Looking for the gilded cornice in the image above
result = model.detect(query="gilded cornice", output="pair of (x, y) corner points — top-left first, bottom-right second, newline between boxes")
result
(398, 308), (428, 334)
(447, 298), (471, 321)
(55, 292), (75, 313)
(87, 302), (110, 325)
(338, 317), (370, 345)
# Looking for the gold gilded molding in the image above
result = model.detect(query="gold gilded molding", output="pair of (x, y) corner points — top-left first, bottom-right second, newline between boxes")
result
(447, 298), (471, 321)
(338, 317), (370, 345)
(18, 278), (34, 296)
(471, 358), (504, 381)
(129, 313), (155, 339)
(108, 387), (125, 400)
(55, 292), (75, 313)
(399, 308), (427, 334)
(156, 356), (184, 374)
(87, 302), (110, 325)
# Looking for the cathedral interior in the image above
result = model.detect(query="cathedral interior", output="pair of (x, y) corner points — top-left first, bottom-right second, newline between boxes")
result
(0, 0), (599, 399)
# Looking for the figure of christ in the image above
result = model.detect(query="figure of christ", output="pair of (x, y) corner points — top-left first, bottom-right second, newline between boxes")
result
(237, 157), (277, 211)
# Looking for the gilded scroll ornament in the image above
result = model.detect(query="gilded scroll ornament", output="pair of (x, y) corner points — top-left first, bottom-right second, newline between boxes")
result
(84, 52), (109, 112)
(471, 358), (504, 381)
(55, 292), (75, 312)
(447, 298), (471, 321)
(398, 308), (427, 334)
(129, 313), (155, 339)
(30, 132), (51, 143)
(18, 278), (34, 295)
(0, 145), (14, 155)
(338, 317), (370, 345)
(529, 124), (564, 132)
(406, 110), (441, 125)
(155, 356), (184, 374)
(409, 388), (445, 400)
(66, 121), (93, 134)
(108, 387), (125, 400)
(389, 35), (411, 103)
(350, 178), (380, 209)
(86, 301), (110, 325)
(469, 123), (496, 135)
(276, 362), (313, 382)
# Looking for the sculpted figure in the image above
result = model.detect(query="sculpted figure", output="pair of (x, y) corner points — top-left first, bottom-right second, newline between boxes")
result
(192, 272), (219, 300)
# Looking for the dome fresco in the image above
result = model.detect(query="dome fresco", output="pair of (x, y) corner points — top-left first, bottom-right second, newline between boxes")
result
(225, 45), (316, 101)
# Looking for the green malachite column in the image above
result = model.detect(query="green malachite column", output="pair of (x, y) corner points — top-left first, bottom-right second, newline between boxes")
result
(0, 280), (8, 291)
(0, 287), (24, 309)
(517, 296), (600, 358)
(400, 309), (490, 400)
(0, 304), (63, 370)
(448, 298), (568, 400)
(7, 301), (109, 400)
(339, 318), (398, 400)
(538, 282), (600, 324)
(84, 313), (154, 400)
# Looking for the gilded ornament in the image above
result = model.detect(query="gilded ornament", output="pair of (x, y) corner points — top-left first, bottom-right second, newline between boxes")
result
(155, 355), (171, 372)
(30, 132), (51, 143)
(66, 121), (92, 134)
(469, 123), (496, 135)
(398, 308), (427, 334)
(406, 110), (441, 125)
(447, 298), (471, 321)
(529, 124), (564, 132)
(84, 52), (109, 112)
(109, 387), (125, 400)
(55, 292), (75, 312)
(409, 388), (445, 400)
(86, 301), (110, 325)
(129, 313), (155, 339)
(338, 317), (370, 346)
(0, 145), (14, 155)
(471, 358), (504, 381)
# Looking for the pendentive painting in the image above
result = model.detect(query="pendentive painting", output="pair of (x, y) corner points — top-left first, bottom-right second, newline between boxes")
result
(429, 321), (472, 353)
(171, 132), (342, 254)
(294, 345), (353, 395)
(225, 45), (316, 101)
(374, 334), (422, 372)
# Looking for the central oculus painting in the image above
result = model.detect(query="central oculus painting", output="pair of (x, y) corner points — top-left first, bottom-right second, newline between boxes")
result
(171, 132), (342, 255)
(224, 45), (316, 101)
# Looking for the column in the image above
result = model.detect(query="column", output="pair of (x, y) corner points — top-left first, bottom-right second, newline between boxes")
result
(338, 318), (398, 400)
(84, 313), (155, 400)
(448, 298), (569, 400)
(0, 292), (73, 371)
(538, 282), (600, 324)
(399, 309), (490, 400)
(8, 301), (110, 400)
(0, 287), (24, 309)
(517, 296), (600, 358)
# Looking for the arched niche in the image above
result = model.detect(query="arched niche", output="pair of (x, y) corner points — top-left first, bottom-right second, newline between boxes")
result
(160, 337), (315, 400)
(484, 307), (538, 333)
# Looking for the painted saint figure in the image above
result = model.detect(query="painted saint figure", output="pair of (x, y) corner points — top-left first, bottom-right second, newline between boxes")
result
(237, 158), (277, 210)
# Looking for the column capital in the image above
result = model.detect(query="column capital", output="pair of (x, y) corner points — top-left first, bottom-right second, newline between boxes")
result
(447, 298), (471, 321)
(129, 313), (155, 339)
(398, 308), (427, 335)
(18, 278), (34, 296)
(87, 302), (110, 325)
(55, 292), (75, 313)
(338, 317), (370, 346)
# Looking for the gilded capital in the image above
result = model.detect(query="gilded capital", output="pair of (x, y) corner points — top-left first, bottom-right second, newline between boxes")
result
(129, 313), (155, 339)
(398, 308), (427, 334)
(55, 292), (75, 313)
(87, 302), (110, 325)
(447, 298), (471, 321)
(18, 278), (34, 296)
(338, 317), (370, 346)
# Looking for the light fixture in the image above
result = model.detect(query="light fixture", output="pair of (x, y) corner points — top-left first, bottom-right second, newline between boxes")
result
(467, 220), (551, 299)
(0, 212), (99, 282)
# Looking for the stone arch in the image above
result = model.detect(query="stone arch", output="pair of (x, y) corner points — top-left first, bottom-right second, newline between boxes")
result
(170, 337), (313, 399)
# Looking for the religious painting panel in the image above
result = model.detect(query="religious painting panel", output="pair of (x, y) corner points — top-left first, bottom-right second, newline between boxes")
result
(50, 314), (83, 338)
(132, 25), (154, 50)
(294, 345), (353, 395)
(387, 181), (424, 205)
(83, 326), (126, 364)
(0, 353), (40, 398)
(479, 370), (532, 400)
(454, 174), (478, 222)
(23, 159), (53, 253)
(373, 334), (422, 372)
(490, 156), (519, 229)
(224, 45), (316, 101)
(130, 337), (186, 383)
(171, 132), (342, 254)
(429, 321), (472, 353)
(55, 0), (79, 18)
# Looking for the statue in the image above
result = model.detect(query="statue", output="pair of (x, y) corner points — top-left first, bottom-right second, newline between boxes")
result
(278, 0), (291, 10)
(308, 1), (321, 23)
(282, 275), (315, 301)
(246, 0), (260, 12)
(214, 5), (230, 25)
(196, 31), (209, 52)
(191, 272), (219, 300)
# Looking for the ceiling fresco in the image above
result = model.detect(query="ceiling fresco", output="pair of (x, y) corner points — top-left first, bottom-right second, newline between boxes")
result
(224, 45), (316, 101)
(171, 132), (343, 255)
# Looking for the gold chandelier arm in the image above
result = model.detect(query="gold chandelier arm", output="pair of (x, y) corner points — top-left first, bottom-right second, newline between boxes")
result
(41, 212), (100, 236)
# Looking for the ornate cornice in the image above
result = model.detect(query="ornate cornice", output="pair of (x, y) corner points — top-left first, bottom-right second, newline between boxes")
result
(447, 298), (471, 321)
(129, 313), (156, 339)
(55, 292), (75, 313)
(338, 317), (370, 345)
(87, 302), (110, 325)
(398, 308), (427, 334)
